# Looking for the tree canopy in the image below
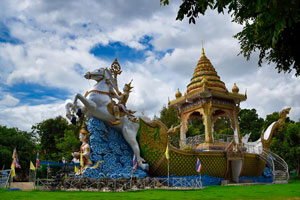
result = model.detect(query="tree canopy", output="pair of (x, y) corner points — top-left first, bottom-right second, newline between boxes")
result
(31, 116), (80, 163)
(0, 126), (37, 180)
(161, 0), (300, 76)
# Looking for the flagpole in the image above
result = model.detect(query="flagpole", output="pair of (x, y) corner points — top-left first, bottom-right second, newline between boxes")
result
(167, 158), (170, 187)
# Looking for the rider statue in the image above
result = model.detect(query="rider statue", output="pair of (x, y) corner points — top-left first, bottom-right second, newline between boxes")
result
(106, 79), (136, 125)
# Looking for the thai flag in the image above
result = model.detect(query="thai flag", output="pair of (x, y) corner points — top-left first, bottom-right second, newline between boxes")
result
(13, 148), (21, 168)
(196, 157), (202, 173)
(36, 152), (40, 169)
(132, 153), (138, 170)
(47, 163), (50, 174)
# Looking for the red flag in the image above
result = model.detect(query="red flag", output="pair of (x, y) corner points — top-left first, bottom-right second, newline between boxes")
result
(36, 152), (40, 169)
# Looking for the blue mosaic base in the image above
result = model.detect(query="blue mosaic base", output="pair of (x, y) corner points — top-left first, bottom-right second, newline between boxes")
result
(239, 166), (273, 183)
(81, 117), (147, 179)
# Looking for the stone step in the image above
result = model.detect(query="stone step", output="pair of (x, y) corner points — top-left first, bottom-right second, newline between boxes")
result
(10, 182), (35, 191)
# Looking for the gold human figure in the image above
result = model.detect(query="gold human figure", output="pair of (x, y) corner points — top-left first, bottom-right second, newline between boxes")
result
(110, 80), (136, 125)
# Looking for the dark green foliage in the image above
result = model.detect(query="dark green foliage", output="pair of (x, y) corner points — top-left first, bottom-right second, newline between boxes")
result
(238, 109), (264, 141)
(159, 106), (180, 128)
(214, 116), (233, 135)
(161, 0), (300, 76)
(0, 126), (37, 180)
(186, 118), (204, 137)
(32, 116), (80, 163)
(271, 122), (300, 176)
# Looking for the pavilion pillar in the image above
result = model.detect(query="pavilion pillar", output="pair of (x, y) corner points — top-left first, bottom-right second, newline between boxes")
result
(180, 113), (188, 148)
(203, 103), (213, 143)
(233, 105), (242, 144)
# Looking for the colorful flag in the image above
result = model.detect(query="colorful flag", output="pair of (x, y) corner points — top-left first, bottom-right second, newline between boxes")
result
(36, 152), (40, 169)
(10, 162), (15, 178)
(74, 166), (79, 173)
(196, 157), (202, 173)
(132, 153), (138, 170)
(30, 161), (36, 170)
(12, 148), (21, 168)
(47, 163), (50, 174)
(165, 145), (170, 160)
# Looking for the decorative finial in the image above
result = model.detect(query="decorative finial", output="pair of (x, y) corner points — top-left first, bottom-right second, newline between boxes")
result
(80, 123), (90, 136)
(110, 58), (122, 79)
(202, 41), (205, 56)
(232, 83), (239, 93)
(175, 88), (182, 98)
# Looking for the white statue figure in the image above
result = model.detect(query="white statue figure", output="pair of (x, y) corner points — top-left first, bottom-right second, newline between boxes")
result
(65, 59), (149, 170)
(72, 124), (93, 172)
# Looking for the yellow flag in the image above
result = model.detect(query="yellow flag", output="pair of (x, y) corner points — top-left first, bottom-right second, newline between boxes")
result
(165, 145), (170, 160)
(30, 161), (36, 170)
(11, 162), (15, 178)
(80, 151), (84, 167)
(74, 166), (78, 173)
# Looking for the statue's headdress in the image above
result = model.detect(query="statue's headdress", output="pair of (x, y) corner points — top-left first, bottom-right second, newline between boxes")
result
(79, 123), (90, 137)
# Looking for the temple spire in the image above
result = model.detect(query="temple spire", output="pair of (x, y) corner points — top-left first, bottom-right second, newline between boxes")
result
(202, 41), (205, 56)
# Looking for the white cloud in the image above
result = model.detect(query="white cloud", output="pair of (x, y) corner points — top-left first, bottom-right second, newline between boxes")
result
(0, 94), (19, 107)
(0, 0), (299, 132)
(0, 100), (66, 131)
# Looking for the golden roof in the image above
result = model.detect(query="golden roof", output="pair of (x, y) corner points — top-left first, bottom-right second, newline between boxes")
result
(187, 48), (227, 94)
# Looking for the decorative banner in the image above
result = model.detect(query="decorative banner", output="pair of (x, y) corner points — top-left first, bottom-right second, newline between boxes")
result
(36, 152), (40, 169)
(30, 161), (36, 170)
(12, 148), (21, 168)
(165, 145), (170, 160)
(10, 162), (15, 178)
(196, 157), (202, 173)
(132, 153), (138, 170)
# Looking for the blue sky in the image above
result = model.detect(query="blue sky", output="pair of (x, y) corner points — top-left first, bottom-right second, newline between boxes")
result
(0, 0), (299, 131)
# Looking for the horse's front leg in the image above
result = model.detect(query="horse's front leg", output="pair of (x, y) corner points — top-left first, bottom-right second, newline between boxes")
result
(65, 100), (76, 120)
(73, 93), (97, 117)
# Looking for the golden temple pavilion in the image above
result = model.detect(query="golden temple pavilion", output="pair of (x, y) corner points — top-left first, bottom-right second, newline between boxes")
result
(168, 47), (247, 150)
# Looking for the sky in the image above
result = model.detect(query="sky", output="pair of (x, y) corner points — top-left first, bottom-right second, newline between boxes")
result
(0, 0), (299, 132)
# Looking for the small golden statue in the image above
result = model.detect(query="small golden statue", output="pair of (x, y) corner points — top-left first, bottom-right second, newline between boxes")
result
(72, 123), (93, 174)
(109, 80), (136, 125)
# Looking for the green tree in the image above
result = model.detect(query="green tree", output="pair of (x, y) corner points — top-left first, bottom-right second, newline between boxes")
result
(238, 108), (264, 141)
(159, 105), (180, 128)
(214, 116), (233, 135)
(0, 125), (37, 180)
(186, 118), (205, 137)
(271, 122), (300, 176)
(161, 0), (300, 76)
(32, 116), (80, 162)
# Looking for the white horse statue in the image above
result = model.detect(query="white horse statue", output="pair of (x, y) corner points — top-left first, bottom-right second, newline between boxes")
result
(65, 64), (149, 170)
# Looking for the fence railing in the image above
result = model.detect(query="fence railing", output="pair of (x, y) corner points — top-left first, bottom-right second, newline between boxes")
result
(35, 177), (203, 191)
(0, 169), (11, 188)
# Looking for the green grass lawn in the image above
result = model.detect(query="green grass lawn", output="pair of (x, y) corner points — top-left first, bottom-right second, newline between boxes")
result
(1, 181), (299, 200)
